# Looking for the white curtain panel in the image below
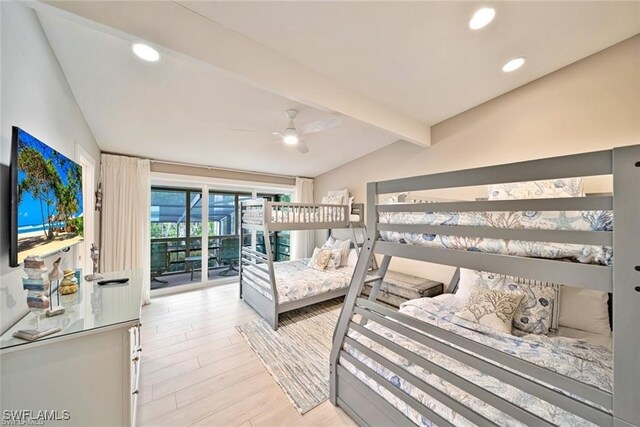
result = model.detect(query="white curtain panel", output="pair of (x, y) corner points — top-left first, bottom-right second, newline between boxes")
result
(100, 154), (151, 304)
(290, 177), (315, 260)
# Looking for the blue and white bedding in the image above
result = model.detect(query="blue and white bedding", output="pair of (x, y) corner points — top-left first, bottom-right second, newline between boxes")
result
(242, 259), (354, 304)
(342, 297), (612, 426)
(379, 209), (613, 266)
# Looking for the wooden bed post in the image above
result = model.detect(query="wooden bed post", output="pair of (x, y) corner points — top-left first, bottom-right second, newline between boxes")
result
(262, 216), (279, 331)
(612, 145), (640, 426)
(330, 183), (378, 405)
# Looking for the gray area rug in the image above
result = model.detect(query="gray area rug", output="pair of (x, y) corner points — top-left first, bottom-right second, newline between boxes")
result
(236, 300), (342, 414)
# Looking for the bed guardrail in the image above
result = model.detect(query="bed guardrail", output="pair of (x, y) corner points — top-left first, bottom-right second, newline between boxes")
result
(241, 198), (353, 232)
(330, 145), (640, 427)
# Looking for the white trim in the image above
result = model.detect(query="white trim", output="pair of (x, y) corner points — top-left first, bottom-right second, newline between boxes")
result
(150, 277), (237, 297)
(75, 143), (96, 275)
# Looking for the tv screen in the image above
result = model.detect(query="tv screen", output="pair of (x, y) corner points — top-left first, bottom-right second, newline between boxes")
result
(10, 127), (84, 267)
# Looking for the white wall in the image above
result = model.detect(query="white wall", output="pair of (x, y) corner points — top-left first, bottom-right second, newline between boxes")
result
(315, 35), (640, 285)
(0, 2), (101, 334)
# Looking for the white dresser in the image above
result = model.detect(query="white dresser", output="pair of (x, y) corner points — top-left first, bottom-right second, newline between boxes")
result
(0, 270), (143, 426)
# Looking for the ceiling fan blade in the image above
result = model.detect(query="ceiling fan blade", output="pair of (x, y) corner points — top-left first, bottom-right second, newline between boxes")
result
(228, 128), (271, 134)
(302, 116), (341, 134)
(297, 140), (309, 154)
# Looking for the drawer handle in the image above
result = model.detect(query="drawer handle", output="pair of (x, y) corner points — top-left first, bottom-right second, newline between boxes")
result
(133, 356), (140, 362)
(132, 389), (139, 395)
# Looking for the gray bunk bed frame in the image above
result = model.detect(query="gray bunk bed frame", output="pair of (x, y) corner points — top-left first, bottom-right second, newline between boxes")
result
(329, 145), (640, 427)
(240, 199), (365, 330)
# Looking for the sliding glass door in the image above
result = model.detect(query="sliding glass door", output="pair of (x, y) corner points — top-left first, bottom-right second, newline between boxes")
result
(150, 186), (290, 293)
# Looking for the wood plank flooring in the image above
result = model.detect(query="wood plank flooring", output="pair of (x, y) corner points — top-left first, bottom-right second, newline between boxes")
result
(138, 284), (357, 427)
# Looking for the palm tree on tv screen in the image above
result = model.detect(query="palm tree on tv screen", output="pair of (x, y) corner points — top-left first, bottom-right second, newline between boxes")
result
(18, 144), (63, 240)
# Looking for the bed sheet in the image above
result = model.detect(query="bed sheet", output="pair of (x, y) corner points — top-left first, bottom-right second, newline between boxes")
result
(379, 208), (613, 266)
(242, 258), (354, 303)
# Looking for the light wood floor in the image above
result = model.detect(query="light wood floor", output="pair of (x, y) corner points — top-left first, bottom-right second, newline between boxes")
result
(137, 283), (357, 427)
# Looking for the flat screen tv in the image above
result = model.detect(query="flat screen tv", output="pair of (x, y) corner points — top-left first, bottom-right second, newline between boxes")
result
(10, 127), (84, 267)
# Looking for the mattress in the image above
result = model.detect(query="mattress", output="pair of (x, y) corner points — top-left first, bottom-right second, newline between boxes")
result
(342, 297), (612, 427)
(242, 258), (354, 304)
(242, 209), (358, 225)
(379, 208), (613, 266)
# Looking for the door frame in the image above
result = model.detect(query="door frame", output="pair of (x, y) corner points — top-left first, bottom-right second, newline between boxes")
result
(75, 144), (96, 276)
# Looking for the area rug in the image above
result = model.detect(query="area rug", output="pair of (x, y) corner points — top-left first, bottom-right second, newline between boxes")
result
(236, 299), (342, 414)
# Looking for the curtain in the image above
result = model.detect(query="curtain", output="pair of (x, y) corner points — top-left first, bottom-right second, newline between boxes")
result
(100, 154), (151, 304)
(289, 177), (315, 260)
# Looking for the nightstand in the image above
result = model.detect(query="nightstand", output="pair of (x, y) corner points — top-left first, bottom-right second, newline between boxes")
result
(362, 270), (443, 308)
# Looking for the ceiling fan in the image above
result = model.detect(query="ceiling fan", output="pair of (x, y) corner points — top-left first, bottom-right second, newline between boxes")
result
(231, 109), (341, 154)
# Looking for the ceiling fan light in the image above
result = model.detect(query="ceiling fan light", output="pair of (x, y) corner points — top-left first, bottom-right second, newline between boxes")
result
(283, 134), (299, 145)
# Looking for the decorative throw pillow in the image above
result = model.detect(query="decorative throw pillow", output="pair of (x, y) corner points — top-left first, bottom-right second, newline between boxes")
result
(327, 189), (349, 206)
(323, 237), (351, 267)
(558, 285), (611, 335)
(487, 178), (584, 200)
(326, 249), (343, 270)
(307, 248), (332, 271)
(321, 194), (345, 205)
(455, 287), (524, 335)
(456, 268), (558, 335)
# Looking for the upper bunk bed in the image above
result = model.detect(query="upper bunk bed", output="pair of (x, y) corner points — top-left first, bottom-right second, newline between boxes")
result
(329, 145), (640, 427)
(240, 197), (365, 330)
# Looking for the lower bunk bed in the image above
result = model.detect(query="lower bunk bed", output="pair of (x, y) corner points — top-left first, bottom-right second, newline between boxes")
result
(241, 253), (356, 328)
(240, 198), (364, 329)
(330, 146), (640, 427)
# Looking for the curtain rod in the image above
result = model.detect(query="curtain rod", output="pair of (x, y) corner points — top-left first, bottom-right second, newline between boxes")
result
(102, 151), (308, 180)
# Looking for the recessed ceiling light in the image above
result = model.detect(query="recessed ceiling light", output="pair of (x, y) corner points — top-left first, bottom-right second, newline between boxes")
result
(132, 43), (160, 62)
(469, 7), (496, 30)
(502, 57), (526, 73)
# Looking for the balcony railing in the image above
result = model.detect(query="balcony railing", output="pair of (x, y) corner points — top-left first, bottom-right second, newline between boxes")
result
(150, 233), (289, 279)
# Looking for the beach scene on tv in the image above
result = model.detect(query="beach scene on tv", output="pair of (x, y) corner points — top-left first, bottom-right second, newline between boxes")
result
(16, 129), (83, 264)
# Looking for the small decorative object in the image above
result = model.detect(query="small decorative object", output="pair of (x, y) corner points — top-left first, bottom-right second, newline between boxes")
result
(14, 256), (61, 341)
(59, 269), (79, 295)
(85, 243), (103, 281)
(46, 257), (65, 317)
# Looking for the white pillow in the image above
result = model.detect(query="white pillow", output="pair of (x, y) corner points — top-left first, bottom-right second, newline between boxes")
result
(326, 249), (343, 270)
(455, 268), (476, 299)
(346, 249), (359, 267)
(322, 236), (337, 249)
(322, 237), (350, 267)
(328, 189), (349, 205)
(321, 194), (344, 205)
(558, 286), (611, 335)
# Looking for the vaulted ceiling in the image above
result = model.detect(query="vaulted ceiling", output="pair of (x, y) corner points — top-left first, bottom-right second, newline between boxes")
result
(36, 1), (640, 177)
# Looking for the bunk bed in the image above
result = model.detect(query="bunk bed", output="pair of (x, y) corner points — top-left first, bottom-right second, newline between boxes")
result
(329, 146), (640, 427)
(240, 199), (365, 330)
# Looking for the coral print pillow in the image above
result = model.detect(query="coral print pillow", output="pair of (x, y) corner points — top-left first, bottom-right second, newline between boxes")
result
(454, 287), (524, 335)
(307, 248), (332, 271)
(457, 269), (558, 335)
(487, 178), (584, 200)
